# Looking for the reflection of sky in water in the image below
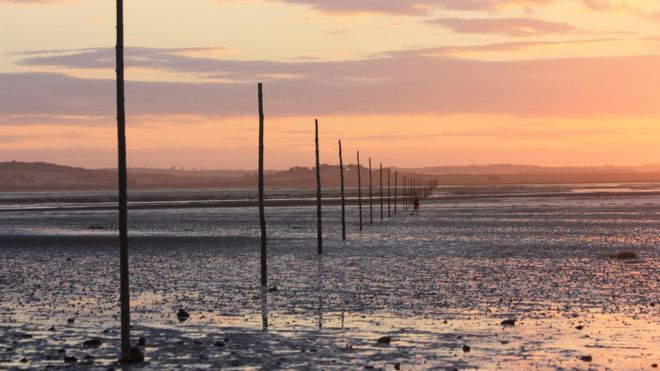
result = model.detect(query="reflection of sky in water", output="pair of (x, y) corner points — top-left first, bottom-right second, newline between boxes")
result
(0, 185), (658, 369)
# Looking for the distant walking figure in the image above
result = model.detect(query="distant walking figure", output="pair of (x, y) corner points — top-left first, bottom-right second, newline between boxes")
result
(413, 195), (420, 214)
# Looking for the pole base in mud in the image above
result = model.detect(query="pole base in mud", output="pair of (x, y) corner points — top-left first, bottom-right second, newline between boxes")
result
(119, 346), (144, 364)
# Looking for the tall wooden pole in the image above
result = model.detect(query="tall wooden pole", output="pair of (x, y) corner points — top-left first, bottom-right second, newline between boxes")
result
(369, 158), (373, 225)
(339, 140), (346, 241)
(394, 171), (398, 215)
(258, 83), (267, 287)
(357, 151), (363, 231)
(387, 168), (391, 218)
(379, 163), (383, 221)
(115, 0), (132, 362)
(315, 119), (323, 255)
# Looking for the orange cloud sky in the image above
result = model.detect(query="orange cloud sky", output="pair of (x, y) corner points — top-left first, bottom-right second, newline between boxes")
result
(1, 0), (660, 169)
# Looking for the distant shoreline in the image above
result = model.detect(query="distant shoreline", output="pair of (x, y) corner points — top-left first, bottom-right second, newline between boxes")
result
(5, 161), (660, 191)
(2, 184), (660, 213)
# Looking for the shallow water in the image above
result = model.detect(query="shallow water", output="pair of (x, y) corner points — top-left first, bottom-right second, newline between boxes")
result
(0, 185), (658, 369)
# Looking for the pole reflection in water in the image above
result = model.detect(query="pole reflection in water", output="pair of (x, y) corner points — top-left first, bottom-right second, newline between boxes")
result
(261, 286), (269, 330)
(316, 255), (324, 329)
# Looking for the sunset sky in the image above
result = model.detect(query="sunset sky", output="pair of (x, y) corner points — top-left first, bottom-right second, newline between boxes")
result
(1, 0), (660, 169)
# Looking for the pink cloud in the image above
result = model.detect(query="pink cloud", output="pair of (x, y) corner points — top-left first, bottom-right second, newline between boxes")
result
(4, 47), (660, 119)
(230, 0), (557, 15)
(424, 17), (577, 36)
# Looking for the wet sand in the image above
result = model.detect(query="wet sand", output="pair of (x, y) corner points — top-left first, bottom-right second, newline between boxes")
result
(0, 185), (658, 369)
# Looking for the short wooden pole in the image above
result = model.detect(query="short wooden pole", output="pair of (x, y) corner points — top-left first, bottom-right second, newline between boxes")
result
(357, 151), (363, 231)
(369, 158), (373, 225)
(379, 163), (383, 221)
(394, 171), (398, 215)
(387, 168), (391, 218)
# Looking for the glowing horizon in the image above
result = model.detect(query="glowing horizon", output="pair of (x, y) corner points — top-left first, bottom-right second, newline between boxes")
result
(1, 0), (660, 169)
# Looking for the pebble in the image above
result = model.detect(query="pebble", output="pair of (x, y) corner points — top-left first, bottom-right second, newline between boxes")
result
(377, 336), (391, 344)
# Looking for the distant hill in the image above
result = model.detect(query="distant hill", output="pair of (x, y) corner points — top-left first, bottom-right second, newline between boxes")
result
(2, 161), (660, 190)
(397, 164), (643, 175)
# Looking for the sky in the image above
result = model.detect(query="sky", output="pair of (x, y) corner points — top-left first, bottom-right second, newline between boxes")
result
(1, 0), (660, 169)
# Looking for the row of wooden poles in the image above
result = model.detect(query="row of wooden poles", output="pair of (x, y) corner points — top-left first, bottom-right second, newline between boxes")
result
(258, 82), (436, 284)
(113, 1), (435, 362)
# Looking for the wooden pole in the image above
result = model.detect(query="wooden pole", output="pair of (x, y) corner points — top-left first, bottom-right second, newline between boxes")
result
(411, 178), (414, 207)
(408, 177), (411, 210)
(394, 171), (398, 215)
(315, 119), (323, 255)
(402, 176), (405, 211)
(403, 176), (407, 211)
(258, 83), (267, 287)
(357, 151), (363, 231)
(387, 168), (391, 218)
(339, 140), (346, 241)
(407, 176), (411, 211)
(379, 163), (383, 221)
(115, 0), (133, 362)
(369, 158), (373, 225)
(261, 287), (269, 330)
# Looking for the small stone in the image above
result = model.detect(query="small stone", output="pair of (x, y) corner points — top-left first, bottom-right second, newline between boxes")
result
(612, 251), (636, 259)
(20, 358), (28, 363)
(462, 345), (471, 353)
(268, 286), (279, 293)
(47, 326), (55, 332)
(67, 318), (75, 324)
(579, 355), (593, 362)
(137, 337), (146, 347)
(64, 356), (78, 363)
(575, 325), (584, 330)
(501, 319), (516, 326)
(651, 364), (657, 368)
(377, 336), (391, 345)
(177, 309), (190, 322)
(394, 363), (401, 370)
(83, 339), (103, 348)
